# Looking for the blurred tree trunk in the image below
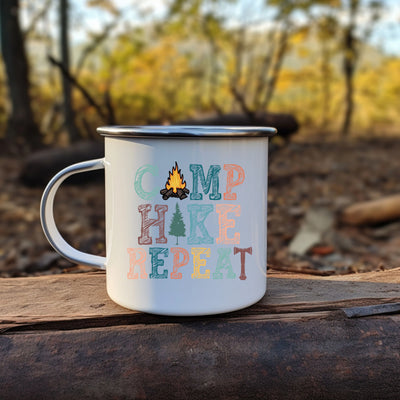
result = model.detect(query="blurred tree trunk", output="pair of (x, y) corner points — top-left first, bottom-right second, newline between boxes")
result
(341, 0), (382, 137)
(341, 0), (359, 137)
(258, 26), (289, 112)
(0, 0), (41, 150)
(320, 42), (332, 130)
(60, 0), (80, 142)
(315, 14), (337, 132)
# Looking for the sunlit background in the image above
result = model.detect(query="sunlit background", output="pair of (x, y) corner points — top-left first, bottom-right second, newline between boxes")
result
(1, 0), (400, 150)
(1, 0), (400, 277)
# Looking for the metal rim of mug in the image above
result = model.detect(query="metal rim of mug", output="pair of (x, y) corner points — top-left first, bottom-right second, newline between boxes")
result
(97, 125), (277, 138)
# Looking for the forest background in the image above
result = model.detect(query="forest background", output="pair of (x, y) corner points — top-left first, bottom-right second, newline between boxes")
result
(1, 0), (400, 277)
(1, 0), (399, 150)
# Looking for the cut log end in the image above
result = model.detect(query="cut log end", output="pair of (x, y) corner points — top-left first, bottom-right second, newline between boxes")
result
(340, 194), (400, 226)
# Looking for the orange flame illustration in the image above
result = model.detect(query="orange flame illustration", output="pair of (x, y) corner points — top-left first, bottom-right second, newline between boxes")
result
(166, 162), (186, 193)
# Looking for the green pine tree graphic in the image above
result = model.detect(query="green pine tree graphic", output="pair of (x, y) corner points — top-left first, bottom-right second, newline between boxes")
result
(169, 203), (186, 245)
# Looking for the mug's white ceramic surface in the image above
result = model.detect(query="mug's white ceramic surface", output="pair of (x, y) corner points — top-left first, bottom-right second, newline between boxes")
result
(40, 126), (277, 316)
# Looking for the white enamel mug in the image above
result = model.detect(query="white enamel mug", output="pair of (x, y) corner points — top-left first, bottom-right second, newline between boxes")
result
(40, 125), (277, 316)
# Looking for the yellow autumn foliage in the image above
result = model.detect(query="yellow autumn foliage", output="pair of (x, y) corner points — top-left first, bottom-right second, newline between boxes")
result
(3, 19), (400, 140)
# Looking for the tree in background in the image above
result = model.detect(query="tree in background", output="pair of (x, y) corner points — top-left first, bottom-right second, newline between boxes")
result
(167, 0), (336, 119)
(59, 0), (81, 142)
(340, 0), (382, 136)
(0, 0), (41, 151)
(313, 14), (338, 130)
(0, 0), (394, 146)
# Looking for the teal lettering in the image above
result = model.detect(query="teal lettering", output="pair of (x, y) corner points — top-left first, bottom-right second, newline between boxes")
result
(190, 164), (221, 200)
(134, 165), (158, 200)
(187, 204), (214, 245)
(149, 247), (169, 279)
(212, 248), (236, 279)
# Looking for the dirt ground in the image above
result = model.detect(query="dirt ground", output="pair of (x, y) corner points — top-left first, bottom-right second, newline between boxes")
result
(1, 136), (400, 277)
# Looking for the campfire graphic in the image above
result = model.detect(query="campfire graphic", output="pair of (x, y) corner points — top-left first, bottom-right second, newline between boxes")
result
(160, 162), (190, 200)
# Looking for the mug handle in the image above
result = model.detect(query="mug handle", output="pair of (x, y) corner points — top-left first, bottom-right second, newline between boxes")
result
(40, 158), (107, 269)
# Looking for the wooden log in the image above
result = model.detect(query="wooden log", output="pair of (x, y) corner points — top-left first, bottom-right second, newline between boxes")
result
(20, 140), (104, 187)
(340, 194), (400, 226)
(160, 187), (174, 200)
(1, 271), (400, 399)
(176, 112), (299, 142)
(2, 315), (400, 400)
(177, 188), (189, 199)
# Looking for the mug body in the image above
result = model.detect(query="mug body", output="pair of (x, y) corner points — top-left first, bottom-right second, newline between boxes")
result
(103, 132), (270, 315)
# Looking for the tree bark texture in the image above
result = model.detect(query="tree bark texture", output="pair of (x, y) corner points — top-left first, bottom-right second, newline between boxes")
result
(60, 0), (81, 142)
(341, 0), (359, 137)
(342, 28), (355, 136)
(1, 271), (400, 399)
(0, 0), (41, 150)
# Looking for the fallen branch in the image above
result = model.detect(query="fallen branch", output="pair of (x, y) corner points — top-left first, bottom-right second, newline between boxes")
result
(48, 55), (109, 123)
(341, 194), (400, 226)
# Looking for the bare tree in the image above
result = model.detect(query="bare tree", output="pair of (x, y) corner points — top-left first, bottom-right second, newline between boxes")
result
(188, 1), (293, 118)
(22, 0), (52, 38)
(340, 0), (382, 137)
(341, 0), (359, 137)
(257, 21), (290, 112)
(0, 0), (42, 151)
(225, 6), (294, 118)
(60, 0), (81, 142)
(48, 0), (120, 136)
(316, 15), (337, 130)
